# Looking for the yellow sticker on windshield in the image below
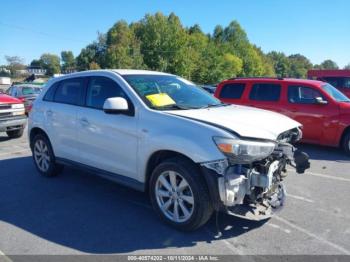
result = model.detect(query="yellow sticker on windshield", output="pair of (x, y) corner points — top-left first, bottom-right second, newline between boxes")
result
(146, 93), (176, 107)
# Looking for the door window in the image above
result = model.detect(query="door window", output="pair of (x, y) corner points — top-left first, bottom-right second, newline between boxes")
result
(288, 85), (325, 104)
(249, 83), (281, 101)
(53, 78), (85, 106)
(86, 77), (127, 109)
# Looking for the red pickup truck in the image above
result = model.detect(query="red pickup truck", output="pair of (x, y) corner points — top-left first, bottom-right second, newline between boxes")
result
(308, 70), (350, 98)
(215, 77), (350, 154)
(0, 92), (27, 138)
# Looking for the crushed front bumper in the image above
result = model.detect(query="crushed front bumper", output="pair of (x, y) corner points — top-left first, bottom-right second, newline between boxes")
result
(200, 147), (309, 221)
(226, 183), (286, 221)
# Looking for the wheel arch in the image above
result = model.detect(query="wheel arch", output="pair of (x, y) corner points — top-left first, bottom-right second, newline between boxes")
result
(29, 127), (50, 150)
(144, 150), (198, 192)
(339, 125), (350, 147)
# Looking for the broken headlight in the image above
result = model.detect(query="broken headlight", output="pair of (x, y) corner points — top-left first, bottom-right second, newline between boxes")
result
(213, 137), (276, 164)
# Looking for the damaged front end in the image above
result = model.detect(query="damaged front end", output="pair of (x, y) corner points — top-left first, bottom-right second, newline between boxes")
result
(201, 128), (310, 221)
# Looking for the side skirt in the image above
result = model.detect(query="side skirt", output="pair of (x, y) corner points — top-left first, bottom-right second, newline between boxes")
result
(56, 157), (145, 192)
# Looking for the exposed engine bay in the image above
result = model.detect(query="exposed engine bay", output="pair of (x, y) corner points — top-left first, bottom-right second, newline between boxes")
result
(221, 142), (309, 220)
(202, 135), (310, 220)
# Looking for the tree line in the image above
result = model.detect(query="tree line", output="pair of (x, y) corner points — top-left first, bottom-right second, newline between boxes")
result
(2, 12), (350, 83)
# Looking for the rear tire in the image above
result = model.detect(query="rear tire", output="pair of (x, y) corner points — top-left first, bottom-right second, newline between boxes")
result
(6, 128), (24, 138)
(342, 131), (350, 156)
(32, 134), (63, 177)
(149, 157), (213, 231)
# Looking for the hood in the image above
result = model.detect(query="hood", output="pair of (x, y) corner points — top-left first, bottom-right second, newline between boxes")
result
(0, 94), (22, 104)
(166, 105), (301, 141)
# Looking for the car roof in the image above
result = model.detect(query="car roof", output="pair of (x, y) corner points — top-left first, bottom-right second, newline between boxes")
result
(47, 69), (174, 83)
(223, 77), (325, 87)
(112, 69), (173, 76)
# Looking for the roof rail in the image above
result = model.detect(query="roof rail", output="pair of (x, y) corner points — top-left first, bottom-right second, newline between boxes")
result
(229, 76), (284, 80)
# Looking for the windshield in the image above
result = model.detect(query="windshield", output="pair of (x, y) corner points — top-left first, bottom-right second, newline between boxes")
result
(322, 84), (350, 102)
(122, 74), (222, 110)
(22, 86), (42, 95)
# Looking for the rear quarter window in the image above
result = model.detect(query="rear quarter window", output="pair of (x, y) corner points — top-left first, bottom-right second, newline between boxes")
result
(249, 83), (281, 101)
(43, 82), (60, 102)
(219, 83), (246, 99)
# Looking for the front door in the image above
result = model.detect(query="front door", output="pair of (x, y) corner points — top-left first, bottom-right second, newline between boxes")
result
(284, 85), (339, 144)
(76, 76), (139, 180)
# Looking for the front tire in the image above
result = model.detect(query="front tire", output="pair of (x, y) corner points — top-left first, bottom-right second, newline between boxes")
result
(149, 157), (213, 231)
(32, 134), (63, 177)
(342, 131), (350, 156)
(6, 128), (24, 138)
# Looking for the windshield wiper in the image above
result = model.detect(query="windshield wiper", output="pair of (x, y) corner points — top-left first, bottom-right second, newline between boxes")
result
(152, 104), (191, 110)
(198, 102), (229, 109)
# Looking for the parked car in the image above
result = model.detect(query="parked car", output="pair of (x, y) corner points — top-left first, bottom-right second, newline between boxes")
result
(308, 70), (350, 98)
(0, 93), (26, 138)
(215, 77), (350, 154)
(7, 84), (43, 114)
(201, 85), (216, 94)
(28, 70), (309, 231)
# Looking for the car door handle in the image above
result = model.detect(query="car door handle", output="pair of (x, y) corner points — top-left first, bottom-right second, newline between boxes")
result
(291, 108), (298, 112)
(79, 118), (89, 126)
(47, 110), (53, 117)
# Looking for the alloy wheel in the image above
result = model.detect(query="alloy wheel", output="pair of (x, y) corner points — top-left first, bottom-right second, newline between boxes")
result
(155, 170), (194, 223)
(34, 139), (51, 172)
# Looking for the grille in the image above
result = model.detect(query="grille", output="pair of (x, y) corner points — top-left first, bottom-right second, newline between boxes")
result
(0, 112), (12, 119)
(0, 104), (11, 110)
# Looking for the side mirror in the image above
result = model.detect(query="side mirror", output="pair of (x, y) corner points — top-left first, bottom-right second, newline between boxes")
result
(315, 97), (328, 105)
(103, 97), (129, 114)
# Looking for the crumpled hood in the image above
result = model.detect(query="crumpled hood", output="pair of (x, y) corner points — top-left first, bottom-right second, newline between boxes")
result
(166, 105), (301, 141)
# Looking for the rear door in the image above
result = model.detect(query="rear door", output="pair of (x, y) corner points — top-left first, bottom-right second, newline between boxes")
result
(43, 77), (86, 160)
(247, 83), (283, 112)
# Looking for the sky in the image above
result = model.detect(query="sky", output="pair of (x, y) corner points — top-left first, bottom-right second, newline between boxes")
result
(0, 0), (349, 67)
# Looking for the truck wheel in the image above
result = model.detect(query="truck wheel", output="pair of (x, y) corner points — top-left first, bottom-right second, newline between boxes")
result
(149, 157), (213, 231)
(342, 131), (350, 155)
(6, 128), (24, 138)
(32, 134), (63, 177)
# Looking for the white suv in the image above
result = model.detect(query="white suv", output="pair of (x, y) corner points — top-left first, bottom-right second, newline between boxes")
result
(28, 70), (310, 231)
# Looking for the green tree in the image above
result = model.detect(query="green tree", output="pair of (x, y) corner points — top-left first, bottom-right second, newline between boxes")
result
(61, 51), (76, 71)
(213, 25), (224, 43)
(76, 33), (106, 70)
(30, 59), (43, 67)
(134, 12), (189, 76)
(219, 21), (265, 76)
(104, 21), (144, 69)
(39, 53), (61, 75)
(288, 54), (313, 78)
(4, 55), (25, 76)
(315, 59), (339, 70)
(267, 51), (290, 77)
(344, 63), (350, 70)
(188, 24), (202, 35)
(253, 46), (275, 77)
(221, 53), (243, 78)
